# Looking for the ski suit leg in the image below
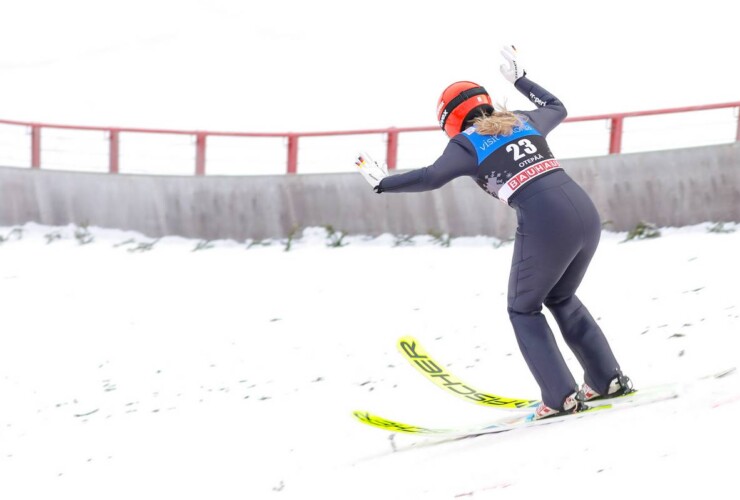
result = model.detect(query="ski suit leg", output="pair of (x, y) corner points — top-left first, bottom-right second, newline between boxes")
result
(543, 181), (621, 395)
(507, 172), (620, 408)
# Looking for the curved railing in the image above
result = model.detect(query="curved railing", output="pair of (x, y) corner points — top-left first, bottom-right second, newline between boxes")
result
(1, 101), (739, 175)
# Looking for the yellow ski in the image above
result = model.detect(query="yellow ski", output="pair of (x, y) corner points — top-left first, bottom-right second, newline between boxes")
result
(352, 411), (450, 435)
(397, 336), (539, 410)
(352, 405), (614, 437)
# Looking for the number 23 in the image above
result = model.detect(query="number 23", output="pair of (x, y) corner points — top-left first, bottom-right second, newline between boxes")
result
(506, 139), (537, 160)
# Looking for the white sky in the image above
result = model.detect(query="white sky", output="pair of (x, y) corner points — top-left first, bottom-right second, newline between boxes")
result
(0, 222), (738, 498)
(1, 0), (739, 133)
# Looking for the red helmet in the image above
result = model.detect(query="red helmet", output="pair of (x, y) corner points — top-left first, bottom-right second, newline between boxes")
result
(436, 81), (493, 137)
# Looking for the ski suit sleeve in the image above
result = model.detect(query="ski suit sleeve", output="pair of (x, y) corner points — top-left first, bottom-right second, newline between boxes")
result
(514, 76), (567, 136)
(376, 140), (477, 193)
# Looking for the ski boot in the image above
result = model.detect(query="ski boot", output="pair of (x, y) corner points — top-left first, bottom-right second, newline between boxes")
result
(579, 371), (634, 402)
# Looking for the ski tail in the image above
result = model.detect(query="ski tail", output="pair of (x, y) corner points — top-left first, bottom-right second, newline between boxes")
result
(397, 336), (539, 410)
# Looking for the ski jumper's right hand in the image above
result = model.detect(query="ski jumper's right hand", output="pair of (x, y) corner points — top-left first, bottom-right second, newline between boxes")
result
(500, 45), (526, 83)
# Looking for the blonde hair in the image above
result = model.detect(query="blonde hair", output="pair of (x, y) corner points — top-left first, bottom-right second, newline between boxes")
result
(472, 104), (526, 136)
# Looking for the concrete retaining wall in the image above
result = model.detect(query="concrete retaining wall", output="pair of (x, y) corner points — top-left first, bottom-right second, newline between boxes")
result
(1, 142), (738, 240)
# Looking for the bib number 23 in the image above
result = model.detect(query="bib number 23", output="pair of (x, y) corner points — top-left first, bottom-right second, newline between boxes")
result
(506, 138), (538, 160)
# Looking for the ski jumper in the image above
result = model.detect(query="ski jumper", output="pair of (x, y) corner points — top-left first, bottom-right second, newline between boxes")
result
(377, 76), (622, 410)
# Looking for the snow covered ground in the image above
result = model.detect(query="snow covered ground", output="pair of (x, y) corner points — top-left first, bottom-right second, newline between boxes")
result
(1, 221), (738, 499)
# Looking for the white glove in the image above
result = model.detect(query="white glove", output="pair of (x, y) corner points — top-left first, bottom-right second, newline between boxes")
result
(355, 151), (388, 191)
(499, 45), (526, 83)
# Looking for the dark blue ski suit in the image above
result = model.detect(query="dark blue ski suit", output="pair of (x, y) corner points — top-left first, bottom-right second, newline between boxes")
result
(376, 76), (622, 410)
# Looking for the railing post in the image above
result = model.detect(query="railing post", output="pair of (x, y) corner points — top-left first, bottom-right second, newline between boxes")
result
(195, 133), (207, 176)
(109, 129), (120, 174)
(609, 116), (624, 154)
(735, 107), (740, 142)
(386, 128), (398, 170)
(287, 134), (298, 174)
(31, 125), (41, 168)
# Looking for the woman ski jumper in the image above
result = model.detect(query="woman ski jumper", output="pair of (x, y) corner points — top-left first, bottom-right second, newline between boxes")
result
(356, 46), (633, 418)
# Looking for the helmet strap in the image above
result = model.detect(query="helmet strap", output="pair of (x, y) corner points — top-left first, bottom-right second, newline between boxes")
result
(440, 86), (489, 130)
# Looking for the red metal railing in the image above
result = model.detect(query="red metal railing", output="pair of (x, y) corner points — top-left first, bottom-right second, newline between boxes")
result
(2, 101), (739, 175)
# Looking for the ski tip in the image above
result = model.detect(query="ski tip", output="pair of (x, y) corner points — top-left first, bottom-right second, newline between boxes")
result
(352, 410), (444, 435)
(396, 335), (421, 354)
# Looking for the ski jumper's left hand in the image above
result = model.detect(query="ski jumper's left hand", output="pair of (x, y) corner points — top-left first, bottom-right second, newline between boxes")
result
(355, 152), (388, 192)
